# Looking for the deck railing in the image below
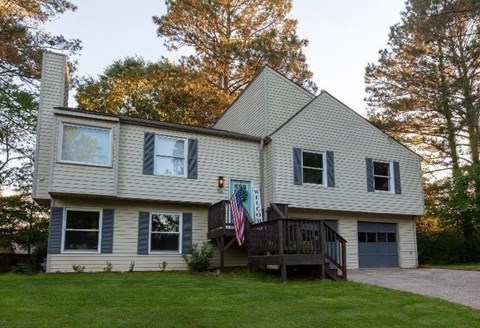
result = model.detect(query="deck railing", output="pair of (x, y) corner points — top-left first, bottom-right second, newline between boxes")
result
(249, 218), (347, 278)
(208, 200), (231, 232)
(208, 200), (254, 233)
(324, 223), (347, 280)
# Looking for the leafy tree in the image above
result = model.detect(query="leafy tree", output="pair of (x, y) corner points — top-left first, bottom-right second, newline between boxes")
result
(76, 57), (229, 126)
(366, 0), (480, 262)
(0, 0), (81, 190)
(154, 0), (316, 95)
(365, 0), (480, 178)
(77, 0), (316, 126)
(0, 194), (49, 256)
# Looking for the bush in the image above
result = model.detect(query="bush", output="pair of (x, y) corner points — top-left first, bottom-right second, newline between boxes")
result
(418, 229), (480, 264)
(182, 243), (215, 272)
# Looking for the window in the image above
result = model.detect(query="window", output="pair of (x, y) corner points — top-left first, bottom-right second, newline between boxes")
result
(155, 136), (186, 177)
(150, 213), (181, 252)
(63, 209), (101, 252)
(302, 151), (325, 185)
(373, 161), (392, 191)
(60, 123), (112, 166)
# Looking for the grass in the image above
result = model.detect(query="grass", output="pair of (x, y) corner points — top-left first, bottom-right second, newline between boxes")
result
(0, 271), (479, 327)
(426, 263), (480, 271)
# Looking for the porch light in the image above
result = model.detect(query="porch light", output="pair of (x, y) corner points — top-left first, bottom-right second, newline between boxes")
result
(218, 176), (225, 189)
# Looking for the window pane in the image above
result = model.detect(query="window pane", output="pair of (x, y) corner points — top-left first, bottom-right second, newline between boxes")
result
(303, 168), (323, 184)
(377, 232), (387, 243)
(156, 137), (184, 158)
(64, 231), (99, 250)
(303, 152), (323, 168)
(66, 211), (99, 229)
(155, 157), (185, 176)
(62, 125), (110, 165)
(151, 214), (179, 233)
(374, 177), (390, 191)
(358, 232), (366, 243)
(367, 232), (376, 243)
(373, 162), (389, 176)
(151, 233), (179, 251)
(388, 233), (397, 243)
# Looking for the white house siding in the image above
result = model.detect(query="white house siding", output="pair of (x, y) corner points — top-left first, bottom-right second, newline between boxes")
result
(47, 198), (246, 272)
(214, 67), (314, 138)
(213, 69), (267, 137)
(50, 116), (118, 197)
(33, 52), (68, 202)
(117, 123), (260, 204)
(288, 209), (418, 269)
(273, 92), (424, 216)
(265, 69), (314, 135)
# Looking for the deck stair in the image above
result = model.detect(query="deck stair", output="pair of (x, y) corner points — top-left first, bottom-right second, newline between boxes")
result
(207, 201), (347, 282)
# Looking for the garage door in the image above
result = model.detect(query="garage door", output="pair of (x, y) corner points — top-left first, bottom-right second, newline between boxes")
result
(358, 222), (398, 268)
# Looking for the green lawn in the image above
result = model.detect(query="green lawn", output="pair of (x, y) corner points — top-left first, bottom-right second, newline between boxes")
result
(429, 263), (480, 271)
(0, 271), (479, 327)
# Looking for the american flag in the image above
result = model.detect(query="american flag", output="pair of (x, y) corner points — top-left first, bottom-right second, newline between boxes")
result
(230, 188), (245, 246)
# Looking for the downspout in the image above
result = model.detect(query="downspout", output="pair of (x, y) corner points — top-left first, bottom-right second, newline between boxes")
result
(259, 138), (265, 217)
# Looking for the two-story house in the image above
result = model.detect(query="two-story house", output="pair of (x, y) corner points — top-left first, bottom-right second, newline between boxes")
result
(33, 52), (424, 276)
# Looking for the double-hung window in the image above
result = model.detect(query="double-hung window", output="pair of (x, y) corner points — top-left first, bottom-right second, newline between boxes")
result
(60, 123), (112, 166)
(302, 151), (325, 185)
(155, 136), (186, 177)
(150, 213), (181, 252)
(373, 161), (392, 192)
(63, 209), (101, 252)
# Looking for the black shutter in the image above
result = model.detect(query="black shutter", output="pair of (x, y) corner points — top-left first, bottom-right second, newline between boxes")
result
(393, 161), (402, 194)
(182, 213), (193, 253)
(138, 212), (150, 255)
(48, 207), (64, 254)
(366, 158), (374, 192)
(293, 148), (302, 185)
(326, 151), (335, 187)
(187, 139), (198, 179)
(143, 132), (155, 175)
(101, 209), (114, 253)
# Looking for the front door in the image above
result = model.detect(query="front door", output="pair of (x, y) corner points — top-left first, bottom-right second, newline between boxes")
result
(228, 179), (253, 223)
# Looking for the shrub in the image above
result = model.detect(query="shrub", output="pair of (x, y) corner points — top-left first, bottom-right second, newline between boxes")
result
(182, 243), (215, 272)
(417, 229), (480, 264)
(103, 261), (113, 273)
(72, 264), (85, 273)
(128, 261), (135, 273)
(160, 261), (168, 271)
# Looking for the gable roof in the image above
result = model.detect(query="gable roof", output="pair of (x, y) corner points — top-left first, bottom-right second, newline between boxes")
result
(269, 91), (422, 159)
(212, 65), (315, 127)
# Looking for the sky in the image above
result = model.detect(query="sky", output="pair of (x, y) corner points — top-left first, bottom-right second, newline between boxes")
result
(45, 0), (406, 117)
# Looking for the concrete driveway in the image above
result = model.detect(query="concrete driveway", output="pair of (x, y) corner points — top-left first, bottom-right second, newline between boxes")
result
(349, 268), (480, 310)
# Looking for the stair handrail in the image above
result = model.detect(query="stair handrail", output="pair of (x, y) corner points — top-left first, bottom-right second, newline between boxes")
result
(323, 222), (347, 280)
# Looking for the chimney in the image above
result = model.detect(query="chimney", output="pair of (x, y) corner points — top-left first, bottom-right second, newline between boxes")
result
(32, 51), (69, 204)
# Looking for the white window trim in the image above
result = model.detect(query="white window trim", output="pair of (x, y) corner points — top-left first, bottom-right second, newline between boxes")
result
(61, 208), (102, 254)
(154, 135), (188, 178)
(58, 122), (113, 167)
(148, 212), (183, 254)
(301, 150), (327, 187)
(372, 160), (395, 193)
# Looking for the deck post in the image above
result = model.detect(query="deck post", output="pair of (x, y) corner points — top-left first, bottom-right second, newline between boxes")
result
(220, 236), (225, 273)
(342, 240), (347, 280)
(320, 221), (326, 280)
(278, 219), (286, 283)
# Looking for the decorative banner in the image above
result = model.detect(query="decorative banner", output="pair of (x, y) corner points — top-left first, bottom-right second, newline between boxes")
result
(253, 187), (263, 223)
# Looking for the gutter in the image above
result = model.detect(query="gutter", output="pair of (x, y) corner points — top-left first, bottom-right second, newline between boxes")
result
(259, 138), (265, 216)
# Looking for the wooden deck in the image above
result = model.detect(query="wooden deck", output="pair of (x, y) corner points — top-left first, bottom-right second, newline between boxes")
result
(207, 201), (347, 282)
